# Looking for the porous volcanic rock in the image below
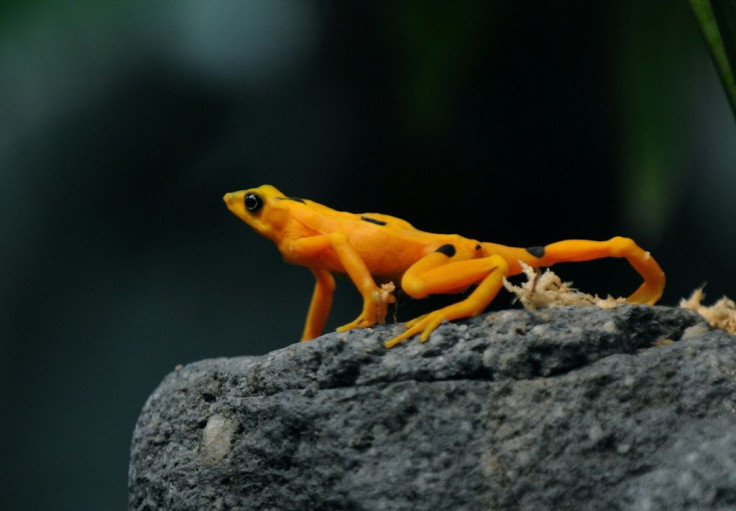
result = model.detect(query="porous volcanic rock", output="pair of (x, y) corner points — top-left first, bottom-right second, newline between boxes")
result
(129, 306), (736, 510)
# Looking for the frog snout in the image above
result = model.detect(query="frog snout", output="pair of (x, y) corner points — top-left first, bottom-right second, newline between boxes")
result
(223, 192), (243, 210)
(223, 192), (240, 215)
(223, 191), (248, 219)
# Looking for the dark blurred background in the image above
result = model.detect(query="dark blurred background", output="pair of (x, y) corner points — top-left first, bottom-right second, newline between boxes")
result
(1, 1), (734, 508)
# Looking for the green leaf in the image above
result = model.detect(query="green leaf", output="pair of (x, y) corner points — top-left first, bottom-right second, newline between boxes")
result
(689, 0), (736, 117)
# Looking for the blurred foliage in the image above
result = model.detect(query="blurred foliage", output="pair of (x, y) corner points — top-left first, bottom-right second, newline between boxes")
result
(389, 0), (494, 133)
(690, 0), (736, 117)
(616, 2), (698, 241)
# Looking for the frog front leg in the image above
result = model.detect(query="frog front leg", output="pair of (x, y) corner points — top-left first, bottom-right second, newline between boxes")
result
(385, 247), (510, 348)
(301, 268), (336, 341)
(287, 233), (394, 339)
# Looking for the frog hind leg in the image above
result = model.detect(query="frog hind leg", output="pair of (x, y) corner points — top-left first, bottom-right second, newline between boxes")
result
(385, 249), (509, 348)
(489, 237), (665, 305)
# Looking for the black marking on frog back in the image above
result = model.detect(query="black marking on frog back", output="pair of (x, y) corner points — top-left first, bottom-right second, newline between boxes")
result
(526, 246), (545, 258)
(435, 244), (456, 257)
(361, 216), (387, 226)
(276, 196), (306, 203)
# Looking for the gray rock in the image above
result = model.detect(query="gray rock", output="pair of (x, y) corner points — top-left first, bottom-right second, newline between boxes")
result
(128, 305), (736, 510)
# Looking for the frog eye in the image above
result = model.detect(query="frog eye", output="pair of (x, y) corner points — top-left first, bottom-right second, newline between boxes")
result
(244, 192), (263, 213)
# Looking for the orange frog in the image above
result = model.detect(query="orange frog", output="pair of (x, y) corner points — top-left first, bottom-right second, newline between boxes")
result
(224, 185), (664, 348)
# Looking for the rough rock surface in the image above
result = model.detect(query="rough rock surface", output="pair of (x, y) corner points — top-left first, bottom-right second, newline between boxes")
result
(129, 306), (736, 510)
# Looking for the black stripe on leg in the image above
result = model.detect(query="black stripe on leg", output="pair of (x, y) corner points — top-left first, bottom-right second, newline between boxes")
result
(435, 244), (456, 257)
(526, 246), (546, 258)
(361, 216), (387, 226)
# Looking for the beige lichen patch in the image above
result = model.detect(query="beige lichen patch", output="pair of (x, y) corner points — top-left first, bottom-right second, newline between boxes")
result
(380, 282), (396, 304)
(379, 282), (397, 323)
(680, 288), (736, 335)
(502, 263), (736, 336)
(503, 261), (627, 310)
(200, 414), (236, 462)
